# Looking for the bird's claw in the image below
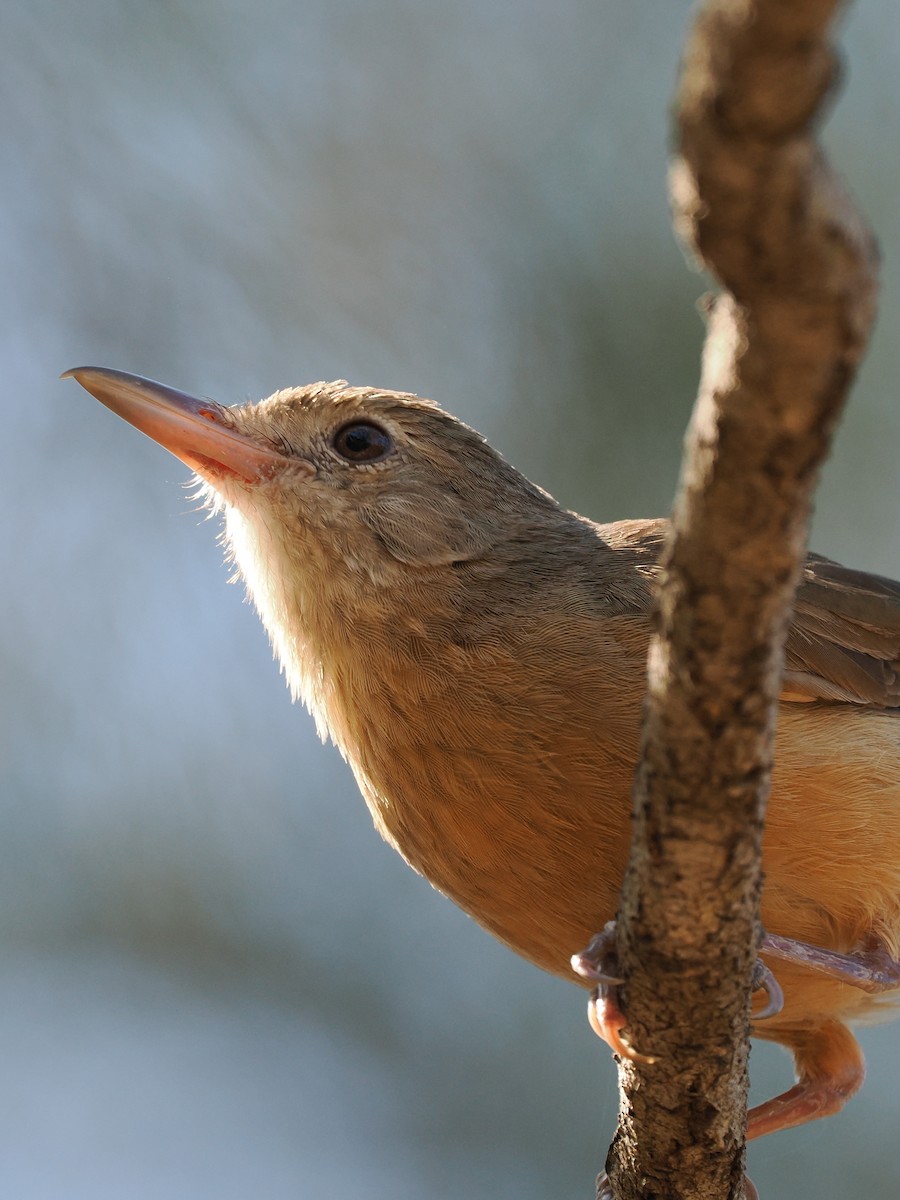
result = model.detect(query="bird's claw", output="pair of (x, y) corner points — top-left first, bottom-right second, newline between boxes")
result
(587, 985), (659, 1064)
(751, 957), (784, 1020)
(571, 921), (624, 986)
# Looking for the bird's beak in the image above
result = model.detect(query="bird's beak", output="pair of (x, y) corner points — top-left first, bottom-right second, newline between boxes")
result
(62, 366), (294, 484)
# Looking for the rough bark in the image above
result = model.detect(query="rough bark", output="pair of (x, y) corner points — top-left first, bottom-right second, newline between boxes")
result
(604, 3), (879, 1198)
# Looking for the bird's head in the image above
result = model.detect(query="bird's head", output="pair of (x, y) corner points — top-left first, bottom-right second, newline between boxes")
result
(64, 367), (560, 716)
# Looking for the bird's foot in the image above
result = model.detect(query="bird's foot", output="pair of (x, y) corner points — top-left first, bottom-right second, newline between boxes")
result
(571, 923), (657, 1064)
(572, 922), (784, 1056)
(584, 983), (659, 1064)
(761, 931), (900, 993)
(571, 922), (624, 988)
(595, 1170), (759, 1198)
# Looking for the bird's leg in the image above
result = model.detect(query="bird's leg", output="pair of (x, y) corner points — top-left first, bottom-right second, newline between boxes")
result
(747, 1019), (865, 1140)
(761, 931), (900, 993)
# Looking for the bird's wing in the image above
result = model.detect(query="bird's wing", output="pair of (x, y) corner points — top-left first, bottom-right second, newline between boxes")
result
(597, 519), (900, 710)
(783, 556), (900, 707)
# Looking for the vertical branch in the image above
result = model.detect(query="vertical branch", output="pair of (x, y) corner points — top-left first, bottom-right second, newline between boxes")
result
(605, 3), (878, 1198)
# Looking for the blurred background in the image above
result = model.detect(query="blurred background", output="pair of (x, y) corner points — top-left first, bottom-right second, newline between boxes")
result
(3, 1), (900, 1197)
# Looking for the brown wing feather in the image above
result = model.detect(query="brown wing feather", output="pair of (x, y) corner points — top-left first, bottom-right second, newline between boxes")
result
(595, 520), (900, 710)
(784, 555), (900, 707)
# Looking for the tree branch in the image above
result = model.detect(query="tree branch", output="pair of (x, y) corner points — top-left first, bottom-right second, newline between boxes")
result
(604, 3), (878, 1198)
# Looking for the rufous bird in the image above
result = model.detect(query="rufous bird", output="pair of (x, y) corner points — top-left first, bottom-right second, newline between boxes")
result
(65, 366), (900, 1144)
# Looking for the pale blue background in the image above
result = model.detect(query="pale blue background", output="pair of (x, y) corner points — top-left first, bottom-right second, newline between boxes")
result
(3, 2), (900, 1197)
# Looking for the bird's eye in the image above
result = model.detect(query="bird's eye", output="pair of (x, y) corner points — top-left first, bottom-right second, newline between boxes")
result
(332, 421), (393, 463)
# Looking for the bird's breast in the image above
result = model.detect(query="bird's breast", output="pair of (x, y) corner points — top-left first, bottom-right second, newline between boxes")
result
(319, 610), (643, 976)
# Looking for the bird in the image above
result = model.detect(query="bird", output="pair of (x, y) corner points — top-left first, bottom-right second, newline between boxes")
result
(64, 365), (900, 1144)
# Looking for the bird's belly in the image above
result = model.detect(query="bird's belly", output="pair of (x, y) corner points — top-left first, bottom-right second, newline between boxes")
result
(351, 694), (900, 1013)
(761, 704), (900, 1022)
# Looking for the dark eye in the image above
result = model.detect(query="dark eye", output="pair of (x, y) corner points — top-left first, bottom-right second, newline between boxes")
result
(332, 421), (393, 463)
